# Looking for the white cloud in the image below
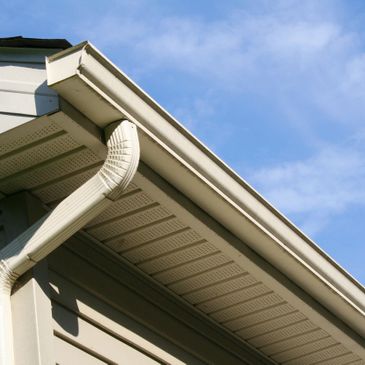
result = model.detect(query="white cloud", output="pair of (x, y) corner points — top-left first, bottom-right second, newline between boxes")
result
(250, 143), (365, 234)
(76, 1), (365, 125)
(266, 22), (339, 53)
(73, 0), (365, 238)
(172, 97), (215, 130)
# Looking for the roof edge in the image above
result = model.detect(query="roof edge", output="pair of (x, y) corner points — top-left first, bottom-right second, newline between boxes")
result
(46, 41), (365, 341)
(47, 42), (364, 289)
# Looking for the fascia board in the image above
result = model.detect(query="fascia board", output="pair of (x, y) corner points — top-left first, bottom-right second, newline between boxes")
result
(46, 42), (365, 339)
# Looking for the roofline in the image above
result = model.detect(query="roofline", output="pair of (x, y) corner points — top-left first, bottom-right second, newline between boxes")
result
(46, 42), (365, 343)
(46, 42), (363, 287)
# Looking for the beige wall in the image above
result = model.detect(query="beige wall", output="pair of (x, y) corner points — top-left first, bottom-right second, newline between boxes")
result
(0, 48), (59, 132)
(11, 233), (266, 364)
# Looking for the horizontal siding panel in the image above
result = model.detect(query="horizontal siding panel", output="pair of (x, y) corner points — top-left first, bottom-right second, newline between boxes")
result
(49, 271), (189, 365)
(52, 303), (161, 365)
(0, 62), (47, 83)
(54, 335), (108, 365)
(0, 78), (57, 95)
(0, 63), (58, 116)
(47, 244), (254, 365)
(0, 90), (58, 116)
(0, 65), (46, 99)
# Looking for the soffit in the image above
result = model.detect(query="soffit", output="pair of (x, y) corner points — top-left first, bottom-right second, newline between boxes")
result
(0, 115), (364, 364)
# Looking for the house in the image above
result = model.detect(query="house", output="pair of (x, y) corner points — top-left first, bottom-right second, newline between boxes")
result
(0, 36), (364, 364)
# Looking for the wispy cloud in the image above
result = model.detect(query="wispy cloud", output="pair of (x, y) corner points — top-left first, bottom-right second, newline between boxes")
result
(73, 0), (365, 240)
(250, 140), (365, 235)
(81, 8), (343, 77)
(76, 1), (365, 126)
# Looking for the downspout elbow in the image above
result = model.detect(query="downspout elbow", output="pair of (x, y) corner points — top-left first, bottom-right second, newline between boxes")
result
(98, 121), (140, 200)
(0, 120), (139, 365)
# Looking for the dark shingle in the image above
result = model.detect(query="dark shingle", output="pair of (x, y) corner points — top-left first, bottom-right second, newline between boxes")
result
(0, 36), (71, 49)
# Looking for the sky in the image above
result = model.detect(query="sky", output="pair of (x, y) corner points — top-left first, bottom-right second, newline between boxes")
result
(1, 0), (364, 284)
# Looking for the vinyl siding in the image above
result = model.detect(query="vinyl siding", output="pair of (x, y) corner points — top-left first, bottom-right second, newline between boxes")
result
(47, 242), (209, 365)
(46, 237), (269, 365)
(0, 49), (59, 131)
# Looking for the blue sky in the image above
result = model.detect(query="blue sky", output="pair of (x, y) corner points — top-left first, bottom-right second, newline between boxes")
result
(2, 0), (365, 283)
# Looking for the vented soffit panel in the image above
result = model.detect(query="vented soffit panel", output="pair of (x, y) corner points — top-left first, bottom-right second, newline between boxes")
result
(0, 105), (364, 363)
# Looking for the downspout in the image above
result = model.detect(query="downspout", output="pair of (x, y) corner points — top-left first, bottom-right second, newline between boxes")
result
(0, 120), (140, 365)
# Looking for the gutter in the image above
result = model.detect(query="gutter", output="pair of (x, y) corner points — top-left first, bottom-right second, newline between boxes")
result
(46, 42), (365, 346)
(0, 120), (140, 365)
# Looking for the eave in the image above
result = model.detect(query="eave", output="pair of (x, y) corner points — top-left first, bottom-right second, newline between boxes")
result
(46, 42), (365, 334)
(0, 40), (364, 363)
